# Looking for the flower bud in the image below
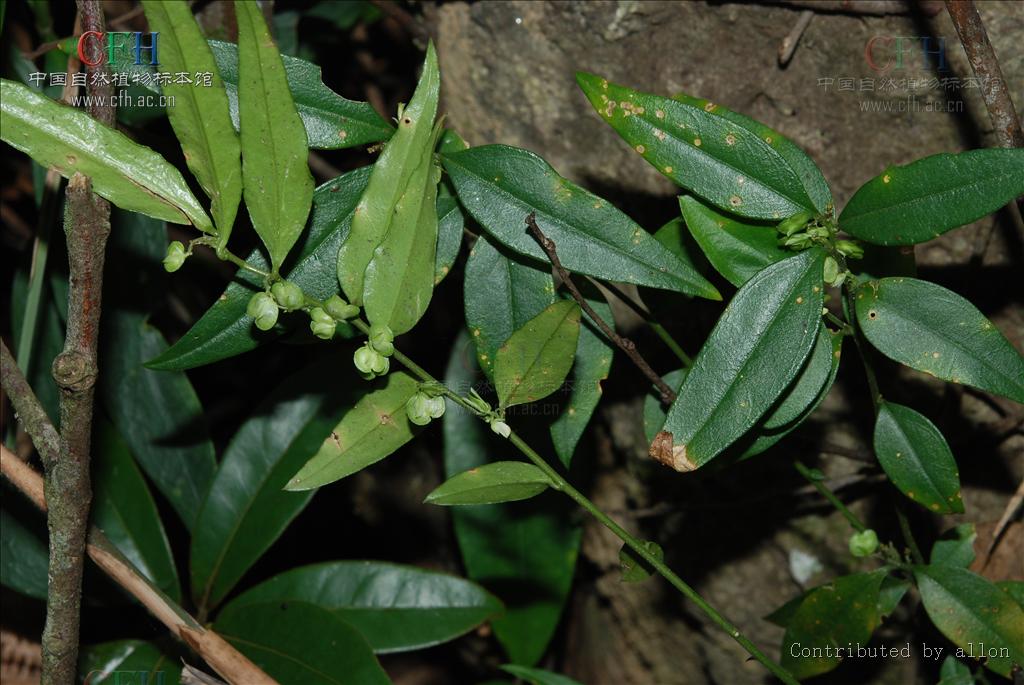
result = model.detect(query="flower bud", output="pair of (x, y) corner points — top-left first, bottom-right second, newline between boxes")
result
(835, 240), (864, 260)
(823, 256), (840, 285)
(427, 395), (446, 419)
(777, 210), (813, 237)
(163, 241), (187, 273)
(489, 419), (511, 438)
(271, 280), (305, 311)
(324, 295), (360, 321)
(369, 323), (395, 356)
(782, 234), (812, 249)
(848, 529), (879, 557)
(308, 307), (336, 340)
(406, 392), (434, 426)
(353, 344), (379, 375)
(247, 292), (279, 331)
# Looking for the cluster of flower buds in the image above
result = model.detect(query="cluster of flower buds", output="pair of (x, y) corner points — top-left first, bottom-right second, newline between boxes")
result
(848, 529), (879, 557)
(353, 323), (395, 379)
(406, 390), (446, 426)
(271, 280), (304, 311)
(834, 239), (864, 260)
(247, 292), (279, 331)
(324, 295), (360, 321)
(163, 241), (189, 273)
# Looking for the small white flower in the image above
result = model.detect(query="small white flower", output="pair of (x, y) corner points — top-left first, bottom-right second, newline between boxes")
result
(489, 419), (511, 439)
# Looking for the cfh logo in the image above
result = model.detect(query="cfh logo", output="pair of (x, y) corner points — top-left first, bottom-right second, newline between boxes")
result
(76, 31), (160, 67)
(83, 669), (166, 685)
(864, 35), (947, 74)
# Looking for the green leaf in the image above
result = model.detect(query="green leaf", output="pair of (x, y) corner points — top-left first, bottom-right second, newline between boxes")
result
(873, 402), (963, 514)
(78, 640), (181, 685)
(931, 524), (977, 568)
(0, 506), (48, 599)
(500, 665), (583, 685)
(761, 323), (835, 430)
(915, 564), (1024, 677)
(236, 0), (314, 272)
(780, 570), (887, 679)
(435, 188), (464, 284)
(145, 168), (368, 371)
(92, 422), (181, 603)
(215, 601), (390, 685)
(618, 540), (664, 584)
(679, 195), (789, 287)
(222, 561), (503, 653)
(998, 581), (1024, 609)
(643, 369), (687, 442)
(190, 357), (352, 610)
(495, 300), (581, 409)
(550, 286), (614, 467)
(839, 149), (1024, 246)
(877, 575), (909, 618)
(576, 73), (822, 219)
(937, 656), (974, 685)
(286, 371), (421, 490)
(142, 1), (241, 246)
(100, 210), (217, 530)
(426, 462), (552, 505)
(209, 39), (393, 150)
(444, 335), (580, 664)
(338, 43), (439, 305)
(855, 277), (1024, 403)
(465, 234), (555, 378)
(0, 79), (212, 230)
(656, 249), (825, 469)
(442, 144), (719, 299)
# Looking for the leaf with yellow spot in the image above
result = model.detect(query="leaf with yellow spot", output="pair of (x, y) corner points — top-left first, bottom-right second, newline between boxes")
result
(425, 461), (551, 505)
(494, 300), (581, 410)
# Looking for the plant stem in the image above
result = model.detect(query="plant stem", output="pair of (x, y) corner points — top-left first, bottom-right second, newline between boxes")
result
(217, 246), (271, 279)
(794, 461), (867, 533)
(895, 505), (925, 565)
(599, 281), (693, 367)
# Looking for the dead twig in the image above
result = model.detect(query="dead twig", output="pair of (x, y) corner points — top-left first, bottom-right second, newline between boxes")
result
(525, 213), (677, 404)
(778, 10), (813, 67)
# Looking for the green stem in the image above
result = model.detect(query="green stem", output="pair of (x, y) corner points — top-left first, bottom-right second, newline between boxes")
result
(216, 247), (270, 280)
(895, 505), (925, 565)
(603, 282), (692, 367)
(794, 461), (866, 533)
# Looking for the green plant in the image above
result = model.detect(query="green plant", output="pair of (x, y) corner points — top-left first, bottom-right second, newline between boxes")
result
(2, 3), (1022, 684)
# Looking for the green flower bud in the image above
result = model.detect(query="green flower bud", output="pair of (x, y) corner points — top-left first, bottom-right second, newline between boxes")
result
(353, 344), (378, 375)
(308, 307), (336, 340)
(163, 241), (187, 273)
(823, 256), (840, 284)
(807, 225), (831, 240)
(835, 239), (864, 260)
(489, 419), (511, 438)
(271, 280), (304, 311)
(465, 389), (491, 415)
(324, 295), (360, 321)
(848, 529), (879, 557)
(782, 233), (812, 249)
(406, 392), (434, 426)
(369, 323), (395, 356)
(247, 292), (279, 331)
(427, 395), (446, 419)
(777, 210), (813, 236)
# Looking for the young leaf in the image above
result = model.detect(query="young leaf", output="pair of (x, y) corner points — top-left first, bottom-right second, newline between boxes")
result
(338, 43), (439, 305)
(839, 149), (1024, 245)
(618, 540), (664, 584)
(679, 195), (789, 287)
(141, 1), (241, 247)
(442, 144), (719, 299)
(655, 249), (825, 470)
(576, 73), (821, 219)
(426, 462), (552, 506)
(0, 79), (212, 230)
(873, 402), (963, 514)
(930, 524), (977, 568)
(190, 358), (353, 610)
(92, 422), (181, 603)
(444, 336), (580, 665)
(78, 640), (182, 684)
(0, 507), (48, 599)
(780, 570), (887, 679)
(500, 665), (583, 685)
(855, 277), (1024, 403)
(465, 234), (556, 378)
(236, 0), (314, 272)
(209, 39), (393, 150)
(495, 300), (581, 409)
(286, 371), (421, 490)
(215, 601), (389, 685)
(435, 188), (464, 284)
(222, 561), (503, 653)
(915, 565), (1024, 678)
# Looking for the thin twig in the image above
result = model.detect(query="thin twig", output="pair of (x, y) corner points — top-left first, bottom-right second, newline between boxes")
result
(596, 281), (693, 367)
(778, 10), (813, 67)
(525, 214), (677, 404)
(0, 446), (278, 685)
(794, 461), (867, 532)
(1, 342), (62, 465)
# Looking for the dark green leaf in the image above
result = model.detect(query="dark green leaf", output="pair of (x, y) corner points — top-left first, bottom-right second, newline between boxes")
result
(851, 243), (916, 283)
(930, 524), (977, 568)
(643, 369), (687, 443)
(874, 402), (963, 514)
(0, 506), (48, 599)
(215, 600), (389, 685)
(619, 540), (664, 584)
(190, 357), (353, 610)
(444, 336), (580, 664)
(92, 422), (180, 603)
(0, 79), (212, 230)
(855, 277), (1024, 402)
(426, 462), (551, 505)
(839, 149), (1024, 245)
(443, 144), (720, 299)
(210, 40), (392, 149)
(142, 0), (241, 245)
(998, 581), (1024, 609)
(286, 371), (421, 490)
(495, 300), (581, 409)
(679, 195), (789, 287)
(780, 570), (887, 679)
(937, 656), (974, 685)
(236, 0), (314, 272)
(877, 575), (909, 618)
(500, 665), (583, 685)
(145, 167), (370, 371)
(435, 188), (464, 284)
(576, 73), (823, 218)
(78, 640), (181, 685)
(656, 249), (825, 469)
(915, 564), (1024, 677)
(762, 323), (835, 430)
(223, 561), (502, 653)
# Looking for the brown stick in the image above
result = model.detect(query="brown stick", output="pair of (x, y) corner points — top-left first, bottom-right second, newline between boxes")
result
(525, 214), (677, 404)
(0, 446), (278, 685)
(1, 342), (61, 466)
